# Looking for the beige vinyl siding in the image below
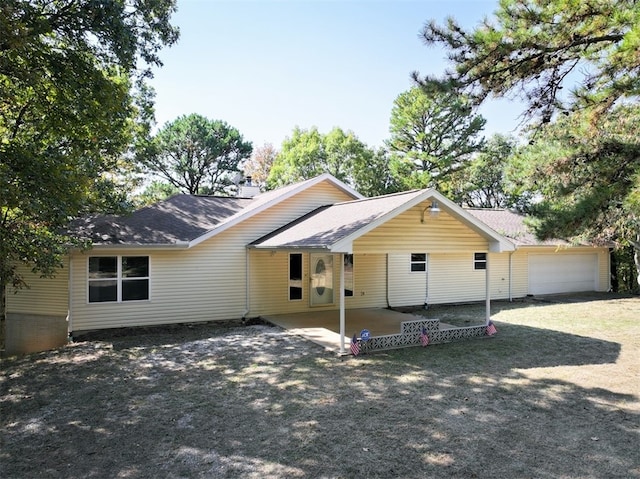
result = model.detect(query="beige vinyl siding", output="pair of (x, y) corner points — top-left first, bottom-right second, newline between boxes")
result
(354, 204), (488, 254)
(70, 179), (356, 331)
(343, 253), (387, 309)
(249, 250), (306, 315)
(277, 179), (356, 218)
(510, 250), (530, 298)
(70, 238), (247, 331)
(5, 260), (69, 316)
(387, 252), (511, 306)
(597, 248), (610, 291)
(356, 204), (491, 306)
(249, 252), (387, 315)
(388, 253), (427, 307)
(427, 253), (488, 304)
(489, 253), (511, 300)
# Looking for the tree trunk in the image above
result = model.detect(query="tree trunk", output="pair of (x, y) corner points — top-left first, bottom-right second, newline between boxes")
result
(632, 234), (640, 294)
(0, 266), (6, 323)
(635, 243), (640, 293)
(1, 278), (5, 353)
(609, 248), (618, 292)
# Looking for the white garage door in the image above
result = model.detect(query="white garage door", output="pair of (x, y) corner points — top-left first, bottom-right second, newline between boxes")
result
(529, 254), (598, 295)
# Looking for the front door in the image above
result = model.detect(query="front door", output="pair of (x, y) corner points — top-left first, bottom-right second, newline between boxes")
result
(310, 254), (334, 306)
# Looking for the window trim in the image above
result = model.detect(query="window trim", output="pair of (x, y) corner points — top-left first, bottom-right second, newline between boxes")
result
(289, 253), (303, 301)
(474, 252), (487, 270)
(410, 253), (427, 273)
(344, 254), (354, 297)
(88, 255), (150, 303)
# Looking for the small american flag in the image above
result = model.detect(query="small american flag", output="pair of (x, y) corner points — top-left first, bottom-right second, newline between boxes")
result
(486, 320), (497, 336)
(420, 327), (430, 347)
(350, 333), (360, 356)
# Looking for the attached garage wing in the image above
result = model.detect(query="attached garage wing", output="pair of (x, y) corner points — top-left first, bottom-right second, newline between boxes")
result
(529, 254), (598, 295)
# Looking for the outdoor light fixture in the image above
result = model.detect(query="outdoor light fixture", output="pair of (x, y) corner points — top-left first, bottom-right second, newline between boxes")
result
(420, 200), (441, 223)
(430, 200), (441, 217)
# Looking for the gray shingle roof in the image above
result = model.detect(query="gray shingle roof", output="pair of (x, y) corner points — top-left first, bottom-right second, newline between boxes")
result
(464, 208), (569, 246)
(69, 174), (363, 247)
(70, 195), (253, 246)
(70, 176), (556, 250)
(250, 190), (427, 249)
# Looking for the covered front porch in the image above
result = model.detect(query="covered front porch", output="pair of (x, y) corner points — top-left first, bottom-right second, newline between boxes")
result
(250, 188), (512, 354)
(262, 308), (489, 354)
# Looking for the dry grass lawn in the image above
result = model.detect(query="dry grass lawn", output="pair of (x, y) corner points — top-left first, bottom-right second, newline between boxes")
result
(1, 294), (639, 478)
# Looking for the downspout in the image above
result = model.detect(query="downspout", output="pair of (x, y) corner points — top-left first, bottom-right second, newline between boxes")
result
(243, 248), (250, 319)
(485, 253), (491, 324)
(385, 253), (391, 308)
(67, 255), (73, 340)
(424, 253), (429, 308)
(339, 253), (346, 354)
(508, 251), (513, 302)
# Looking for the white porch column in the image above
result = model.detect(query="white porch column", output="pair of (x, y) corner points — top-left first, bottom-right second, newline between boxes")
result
(339, 253), (346, 354)
(485, 253), (491, 324)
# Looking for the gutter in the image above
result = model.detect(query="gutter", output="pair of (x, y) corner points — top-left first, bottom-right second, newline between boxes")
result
(87, 241), (190, 251)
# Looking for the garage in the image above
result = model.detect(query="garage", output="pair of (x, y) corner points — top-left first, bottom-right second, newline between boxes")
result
(529, 253), (598, 295)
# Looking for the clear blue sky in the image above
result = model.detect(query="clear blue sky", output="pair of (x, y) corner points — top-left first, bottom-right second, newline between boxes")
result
(150, 0), (522, 150)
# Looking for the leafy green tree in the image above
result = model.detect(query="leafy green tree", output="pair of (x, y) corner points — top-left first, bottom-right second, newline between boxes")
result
(267, 127), (389, 195)
(142, 114), (253, 195)
(1, 0), (179, 314)
(268, 127), (346, 187)
(511, 105), (640, 289)
(454, 134), (523, 208)
(387, 87), (485, 194)
(418, 0), (640, 124)
(135, 181), (181, 206)
(351, 148), (401, 197)
(420, 0), (640, 287)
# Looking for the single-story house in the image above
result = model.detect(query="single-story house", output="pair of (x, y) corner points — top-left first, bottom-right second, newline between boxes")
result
(4, 173), (610, 355)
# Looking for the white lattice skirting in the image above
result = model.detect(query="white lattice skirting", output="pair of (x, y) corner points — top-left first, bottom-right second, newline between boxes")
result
(359, 319), (488, 352)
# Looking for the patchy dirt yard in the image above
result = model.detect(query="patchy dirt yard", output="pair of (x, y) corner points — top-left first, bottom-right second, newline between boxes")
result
(1, 294), (639, 478)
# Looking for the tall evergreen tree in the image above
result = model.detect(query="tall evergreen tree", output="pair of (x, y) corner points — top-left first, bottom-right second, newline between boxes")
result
(420, 0), (640, 287)
(418, 0), (640, 124)
(142, 114), (253, 195)
(454, 134), (522, 209)
(387, 87), (485, 194)
(511, 106), (640, 289)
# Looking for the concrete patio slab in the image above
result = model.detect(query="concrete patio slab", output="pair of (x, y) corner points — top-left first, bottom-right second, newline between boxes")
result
(262, 308), (428, 353)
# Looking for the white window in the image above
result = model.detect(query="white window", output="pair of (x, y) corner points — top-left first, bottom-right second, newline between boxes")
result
(88, 256), (149, 303)
(474, 252), (487, 270)
(289, 253), (303, 301)
(344, 254), (354, 297)
(410, 253), (427, 272)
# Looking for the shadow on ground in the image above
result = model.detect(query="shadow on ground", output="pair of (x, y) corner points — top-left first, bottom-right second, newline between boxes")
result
(2, 304), (638, 479)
